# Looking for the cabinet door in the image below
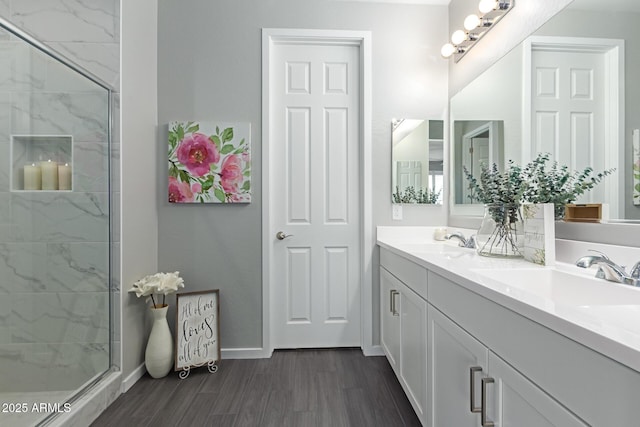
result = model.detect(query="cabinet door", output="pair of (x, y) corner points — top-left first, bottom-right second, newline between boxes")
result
(399, 281), (428, 423)
(380, 267), (400, 373)
(428, 305), (489, 427)
(484, 352), (587, 427)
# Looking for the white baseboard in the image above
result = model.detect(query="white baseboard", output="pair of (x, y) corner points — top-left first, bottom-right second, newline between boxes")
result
(121, 363), (146, 392)
(221, 347), (272, 359)
(362, 345), (384, 357)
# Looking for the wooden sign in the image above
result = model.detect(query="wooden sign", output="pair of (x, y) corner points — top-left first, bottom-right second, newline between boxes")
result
(175, 289), (220, 377)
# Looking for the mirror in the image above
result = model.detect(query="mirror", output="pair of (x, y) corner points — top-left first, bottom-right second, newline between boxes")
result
(392, 119), (444, 204)
(450, 0), (640, 221)
(453, 120), (504, 204)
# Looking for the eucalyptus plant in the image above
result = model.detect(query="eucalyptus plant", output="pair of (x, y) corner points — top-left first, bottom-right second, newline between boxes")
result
(393, 186), (441, 204)
(463, 161), (526, 256)
(463, 160), (527, 205)
(462, 153), (615, 257)
(521, 153), (615, 219)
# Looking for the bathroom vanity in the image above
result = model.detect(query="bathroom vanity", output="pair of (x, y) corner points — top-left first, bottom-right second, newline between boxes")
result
(378, 227), (640, 426)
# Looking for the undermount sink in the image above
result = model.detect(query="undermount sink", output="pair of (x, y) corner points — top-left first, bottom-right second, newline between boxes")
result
(395, 242), (472, 255)
(471, 267), (640, 307)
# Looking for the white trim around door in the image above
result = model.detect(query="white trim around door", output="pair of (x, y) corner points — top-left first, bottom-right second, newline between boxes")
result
(261, 28), (374, 357)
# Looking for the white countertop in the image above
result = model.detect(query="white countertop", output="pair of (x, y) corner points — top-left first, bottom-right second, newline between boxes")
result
(377, 226), (640, 373)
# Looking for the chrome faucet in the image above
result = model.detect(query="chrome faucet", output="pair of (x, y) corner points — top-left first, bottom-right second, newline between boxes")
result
(575, 250), (640, 287)
(444, 231), (476, 249)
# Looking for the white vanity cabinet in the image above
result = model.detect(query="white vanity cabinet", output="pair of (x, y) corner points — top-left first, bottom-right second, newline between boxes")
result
(428, 269), (640, 426)
(378, 244), (640, 426)
(428, 305), (586, 427)
(380, 249), (428, 424)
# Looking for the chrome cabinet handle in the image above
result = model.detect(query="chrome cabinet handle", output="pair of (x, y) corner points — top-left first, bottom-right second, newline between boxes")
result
(470, 366), (482, 413)
(390, 290), (400, 316)
(276, 231), (293, 240)
(481, 377), (495, 427)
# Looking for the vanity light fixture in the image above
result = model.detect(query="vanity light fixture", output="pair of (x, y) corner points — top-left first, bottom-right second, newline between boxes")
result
(441, 0), (514, 62)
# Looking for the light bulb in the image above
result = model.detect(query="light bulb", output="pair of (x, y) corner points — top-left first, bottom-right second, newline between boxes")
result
(478, 0), (498, 14)
(441, 43), (456, 58)
(451, 30), (467, 45)
(464, 14), (481, 31)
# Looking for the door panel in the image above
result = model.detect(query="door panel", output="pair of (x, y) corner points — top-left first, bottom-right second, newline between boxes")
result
(287, 247), (311, 323)
(325, 107), (349, 222)
(287, 107), (311, 223)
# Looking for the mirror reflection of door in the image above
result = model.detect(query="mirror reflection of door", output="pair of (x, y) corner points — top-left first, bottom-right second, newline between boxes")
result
(528, 38), (619, 215)
(397, 160), (422, 189)
(462, 134), (489, 203)
(458, 121), (502, 204)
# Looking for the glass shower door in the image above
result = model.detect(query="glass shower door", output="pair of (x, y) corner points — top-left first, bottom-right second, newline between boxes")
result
(0, 25), (112, 427)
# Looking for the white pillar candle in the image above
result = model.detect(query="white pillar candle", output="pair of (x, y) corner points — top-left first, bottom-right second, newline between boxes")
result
(58, 163), (72, 190)
(433, 227), (448, 241)
(24, 163), (41, 190)
(40, 160), (58, 190)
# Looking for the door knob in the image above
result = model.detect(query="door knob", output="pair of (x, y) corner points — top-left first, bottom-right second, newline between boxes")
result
(276, 231), (293, 240)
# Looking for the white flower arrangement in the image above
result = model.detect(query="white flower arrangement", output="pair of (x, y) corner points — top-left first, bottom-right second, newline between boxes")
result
(128, 271), (185, 308)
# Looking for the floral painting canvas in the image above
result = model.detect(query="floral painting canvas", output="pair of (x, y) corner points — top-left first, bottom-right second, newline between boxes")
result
(168, 121), (251, 203)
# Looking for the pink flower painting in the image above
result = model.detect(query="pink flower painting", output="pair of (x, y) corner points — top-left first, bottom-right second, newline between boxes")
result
(176, 133), (219, 177)
(220, 154), (243, 193)
(168, 121), (251, 203)
(168, 176), (194, 203)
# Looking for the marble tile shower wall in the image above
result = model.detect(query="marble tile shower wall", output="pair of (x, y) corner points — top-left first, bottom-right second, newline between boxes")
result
(0, 0), (120, 392)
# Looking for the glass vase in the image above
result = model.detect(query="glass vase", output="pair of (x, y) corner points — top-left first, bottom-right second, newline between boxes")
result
(476, 203), (524, 258)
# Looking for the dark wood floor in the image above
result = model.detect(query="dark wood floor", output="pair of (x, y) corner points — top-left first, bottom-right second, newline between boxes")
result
(91, 348), (420, 427)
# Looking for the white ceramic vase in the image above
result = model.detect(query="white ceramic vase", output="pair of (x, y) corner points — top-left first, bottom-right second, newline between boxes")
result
(145, 304), (174, 378)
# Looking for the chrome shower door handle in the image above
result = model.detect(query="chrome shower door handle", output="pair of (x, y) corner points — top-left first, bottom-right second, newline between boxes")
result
(276, 231), (293, 240)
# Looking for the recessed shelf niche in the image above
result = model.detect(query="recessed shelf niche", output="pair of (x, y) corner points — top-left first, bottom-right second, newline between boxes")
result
(11, 135), (74, 192)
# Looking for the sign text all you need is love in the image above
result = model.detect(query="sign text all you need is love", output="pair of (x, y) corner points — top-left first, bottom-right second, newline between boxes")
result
(175, 290), (220, 372)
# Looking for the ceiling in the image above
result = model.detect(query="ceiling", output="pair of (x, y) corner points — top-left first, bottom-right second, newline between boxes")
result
(328, 0), (450, 5)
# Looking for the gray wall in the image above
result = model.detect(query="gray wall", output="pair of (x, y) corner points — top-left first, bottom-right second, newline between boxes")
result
(157, 0), (448, 350)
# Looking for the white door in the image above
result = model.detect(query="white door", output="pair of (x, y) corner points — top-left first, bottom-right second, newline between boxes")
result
(269, 39), (361, 348)
(397, 160), (422, 190)
(531, 48), (607, 205)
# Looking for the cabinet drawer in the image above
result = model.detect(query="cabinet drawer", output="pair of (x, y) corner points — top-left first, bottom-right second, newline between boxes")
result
(380, 248), (428, 297)
(428, 270), (640, 427)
